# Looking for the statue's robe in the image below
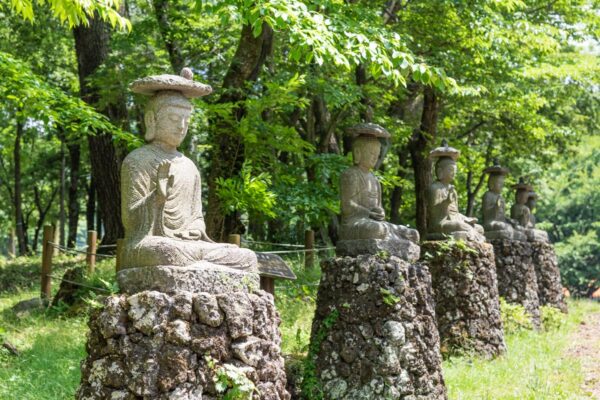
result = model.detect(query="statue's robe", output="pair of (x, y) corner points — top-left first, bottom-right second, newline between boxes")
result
(120, 143), (256, 270)
(339, 166), (417, 242)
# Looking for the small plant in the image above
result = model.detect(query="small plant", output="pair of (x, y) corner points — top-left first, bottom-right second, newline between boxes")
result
(499, 297), (533, 334)
(540, 305), (566, 331)
(380, 288), (401, 306)
(206, 356), (258, 400)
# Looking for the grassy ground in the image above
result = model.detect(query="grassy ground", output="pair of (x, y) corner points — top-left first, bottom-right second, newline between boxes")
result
(1, 254), (599, 399)
(443, 299), (600, 400)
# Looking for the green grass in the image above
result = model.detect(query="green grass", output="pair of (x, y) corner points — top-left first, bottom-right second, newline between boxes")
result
(0, 290), (87, 400)
(443, 300), (600, 400)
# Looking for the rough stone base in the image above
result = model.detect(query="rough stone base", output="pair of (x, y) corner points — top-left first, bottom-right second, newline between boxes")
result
(531, 241), (568, 313)
(526, 229), (549, 243)
(118, 264), (260, 295)
(421, 241), (506, 358)
(336, 238), (420, 262)
(308, 255), (447, 400)
(484, 230), (527, 242)
(77, 290), (290, 400)
(491, 240), (541, 329)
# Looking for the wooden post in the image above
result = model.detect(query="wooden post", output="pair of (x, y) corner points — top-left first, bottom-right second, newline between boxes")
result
(227, 234), (241, 247)
(7, 228), (15, 258)
(41, 225), (54, 299)
(86, 230), (97, 274)
(260, 276), (275, 297)
(305, 229), (315, 269)
(115, 239), (124, 273)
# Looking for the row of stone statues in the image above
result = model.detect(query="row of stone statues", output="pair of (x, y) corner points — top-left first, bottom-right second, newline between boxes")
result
(337, 126), (548, 259)
(118, 68), (548, 277)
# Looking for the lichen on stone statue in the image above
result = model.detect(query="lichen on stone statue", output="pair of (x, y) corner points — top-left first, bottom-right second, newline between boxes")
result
(118, 68), (259, 294)
(336, 123), (420, 261)
(480, 160), (526, 241)
(426, 140), (485, 242)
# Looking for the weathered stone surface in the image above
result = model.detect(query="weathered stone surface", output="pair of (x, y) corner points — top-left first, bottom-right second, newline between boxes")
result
(308, 255), (446, 400)
(117, 264), (259, 295)
(427, 141), (485, 243)
(531, 241), (568, 313)
(491, 239), (541, 329)
(77, 290), (290, 400)
(121, 68), (257, 273)
(336, 238), (420, 262)
(338, 126), (420, 255)
(422, 241), (506, 358)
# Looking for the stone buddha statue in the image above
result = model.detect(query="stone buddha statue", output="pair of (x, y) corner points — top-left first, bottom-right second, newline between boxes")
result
(118, 68), (258, 293)
(426, 140), (485, 242)
(511, 180), (548, 242)
(481, 160), (526, 241)
(337, 123), (420, 260)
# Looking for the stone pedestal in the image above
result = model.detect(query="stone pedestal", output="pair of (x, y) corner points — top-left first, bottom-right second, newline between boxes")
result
(531, 241), (568, 313)
(77, 289), (290, 400)
(422, 241), (505, 358)
(307, 255), (446, 400)
(491, 240), (541, 329)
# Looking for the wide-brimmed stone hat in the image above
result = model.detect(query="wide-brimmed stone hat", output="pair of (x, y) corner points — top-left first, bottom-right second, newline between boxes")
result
(346, 122), (391, 139)
(130, 67), (212, 98)
(512, 177), (532, 191)
(484, 159), (509, 175)
(429, 139), (460, 161)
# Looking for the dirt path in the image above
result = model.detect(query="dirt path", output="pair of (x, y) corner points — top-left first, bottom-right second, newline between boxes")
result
(568, 311), (600, 398)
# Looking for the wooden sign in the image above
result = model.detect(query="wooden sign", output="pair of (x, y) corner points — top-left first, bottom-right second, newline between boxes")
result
(256, 252), (297, 280)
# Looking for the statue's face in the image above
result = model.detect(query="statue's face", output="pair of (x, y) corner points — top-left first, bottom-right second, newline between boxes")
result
(153, 104), (192, 147)
(516, 190), (528, 205)
(354, 139), (381, 170)
(437, 160), (456, 183)
(489, 175), (504, 193)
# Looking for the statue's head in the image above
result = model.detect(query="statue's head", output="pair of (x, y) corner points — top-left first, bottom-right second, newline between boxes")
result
(353, 136), (381, 170)
(515, 189), (529, 205)
(435, 157), (457, 183)
(488, 174), (505, 194)
(144, 91), (193, 147)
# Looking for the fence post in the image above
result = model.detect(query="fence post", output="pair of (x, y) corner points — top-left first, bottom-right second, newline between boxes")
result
(227, 234), (241, 247)
(86, 230), (97, 274)
(305, 229), (315, 269)
(116, 238), (124, 273)
(41, 225), (54, 300)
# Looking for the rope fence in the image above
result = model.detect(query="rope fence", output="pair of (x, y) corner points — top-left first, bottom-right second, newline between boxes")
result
(47, 242), (116, 259)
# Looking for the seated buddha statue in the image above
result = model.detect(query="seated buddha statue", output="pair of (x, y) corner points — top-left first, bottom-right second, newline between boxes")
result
(426, 140), (485, 242)
(511, 180), (549, 242)
(337, 123), (419, 260)
(481, 160), (526, 241)
(120, 68), (257, 272)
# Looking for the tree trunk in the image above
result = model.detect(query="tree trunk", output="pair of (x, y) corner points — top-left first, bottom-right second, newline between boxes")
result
(59, 141), (66, 247)
(390, 149), (410, 224)
(205, 22), (274, 241)
(86, 177), (96, 232)
(408, 86), (438, 237)
(13, 119), (28, 256)
(73, 15), (125, 247)
(67, 143), (81, 247)
(152, 0), (184, 72)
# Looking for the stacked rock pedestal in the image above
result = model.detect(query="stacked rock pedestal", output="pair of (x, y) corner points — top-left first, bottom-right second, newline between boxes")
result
(422, 241), (506, 358)
(491, 240), (541, 329)
(308, 253), (447, 400)
(77, 267), (290, 400)
(531, 241), (568, 313)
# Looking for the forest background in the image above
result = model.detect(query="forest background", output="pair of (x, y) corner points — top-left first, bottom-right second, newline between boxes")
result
(0, 0), (598, 296)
